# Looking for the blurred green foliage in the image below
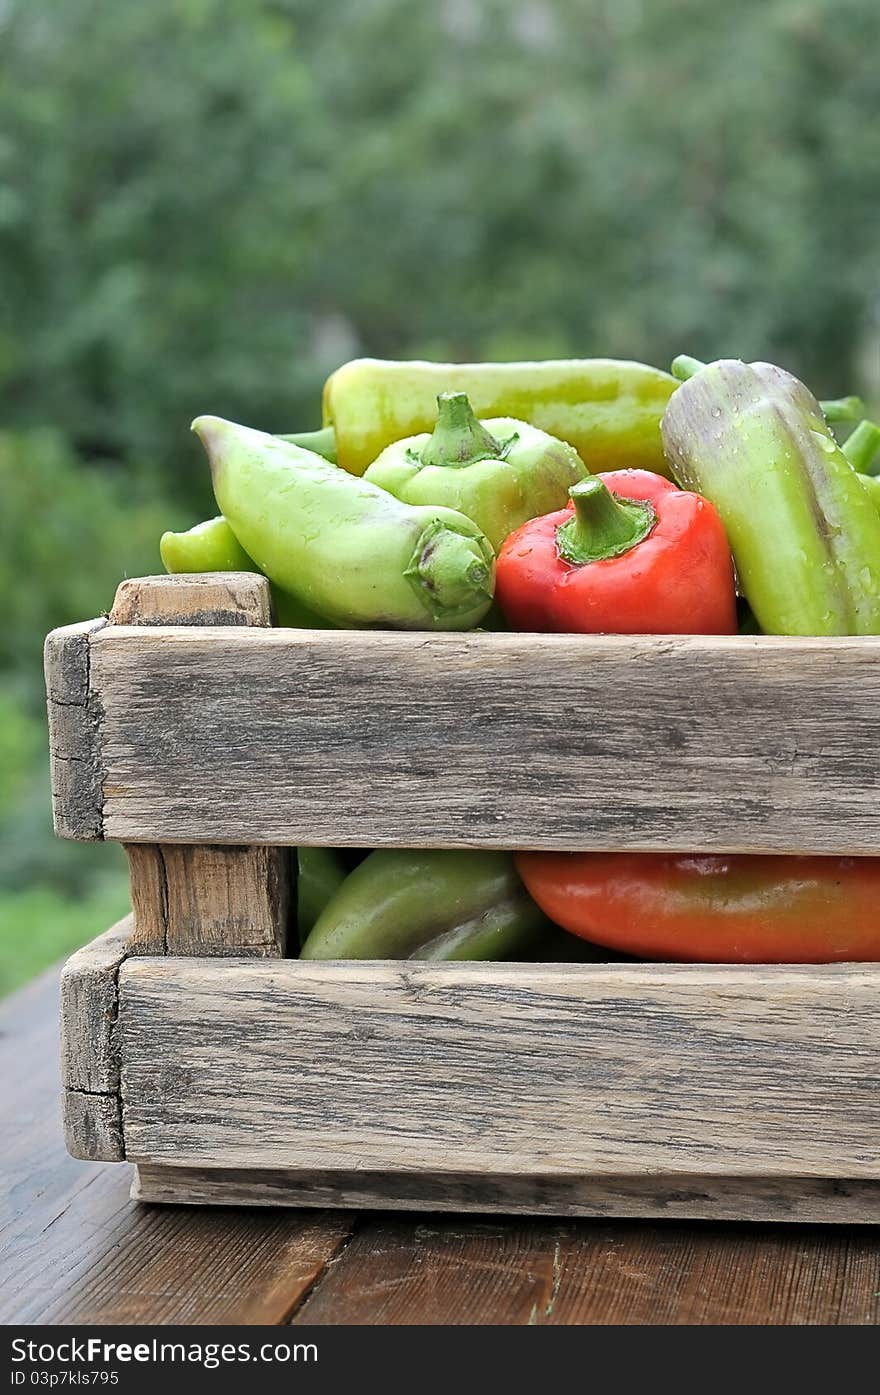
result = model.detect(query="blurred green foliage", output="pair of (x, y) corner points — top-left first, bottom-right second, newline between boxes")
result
(0, 430), (181, 992)
(0, 0), (878, 990)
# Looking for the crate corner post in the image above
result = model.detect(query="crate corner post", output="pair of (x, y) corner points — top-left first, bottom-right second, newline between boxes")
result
(109, 574), (293, 960)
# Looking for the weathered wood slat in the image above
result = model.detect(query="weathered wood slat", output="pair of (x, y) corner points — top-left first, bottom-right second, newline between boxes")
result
(44, 618), (107, 841)
(132, 1166), (880, 1226)
(117, 958), (880, 1182)
(84, 626), (880, 852)
(13, 963), (880, 1325)
(60, 917), (133, 1161)
(110, 575), (291, 957)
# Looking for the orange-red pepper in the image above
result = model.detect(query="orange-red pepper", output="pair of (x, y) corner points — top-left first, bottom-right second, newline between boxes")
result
(515, 851), (880, 963)
(495, 468), (736, 634)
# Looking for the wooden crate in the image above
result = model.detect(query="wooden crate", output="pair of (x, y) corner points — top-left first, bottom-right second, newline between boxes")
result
(47, 574), (880, 1223)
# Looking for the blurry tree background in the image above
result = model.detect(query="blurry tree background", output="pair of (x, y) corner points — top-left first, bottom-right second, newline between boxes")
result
(1, 0), (878, 990)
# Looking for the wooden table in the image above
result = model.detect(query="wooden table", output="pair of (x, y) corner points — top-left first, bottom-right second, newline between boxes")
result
(3, 965), (879, 1326)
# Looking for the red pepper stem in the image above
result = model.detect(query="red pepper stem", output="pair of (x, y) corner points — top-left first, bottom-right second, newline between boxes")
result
(843, 420), (880, 475)
(556, 478), (656, 566)
(420, 391), (502, 468)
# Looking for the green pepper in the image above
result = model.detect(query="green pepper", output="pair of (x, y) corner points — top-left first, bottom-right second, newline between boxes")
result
(296, 847), (349, 946)
(363, 392), (587, 552)
(192, 415), (496, 630)
(300, 848), (553, 961)
(160, 515), (257, 575)
(159, 515), (332, 628)
(321, 357), (678, 477)
(858, 473), (880, 516)
(844, 421), (880, 519)
(844, 420), (880, 475)
(277, 426), (338, 463)
(662, 358), (880, 635)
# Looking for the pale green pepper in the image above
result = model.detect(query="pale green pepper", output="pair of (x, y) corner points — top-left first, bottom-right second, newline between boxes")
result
(191, 416), (496, 630)
(159, 515), (331, 628)
(363, 392), (586, 551)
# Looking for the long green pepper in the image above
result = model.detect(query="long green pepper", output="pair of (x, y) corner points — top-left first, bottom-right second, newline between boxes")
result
(191, 416), (496, 630)
(322, 357), (679, 477)
(300, 849), (553, 961)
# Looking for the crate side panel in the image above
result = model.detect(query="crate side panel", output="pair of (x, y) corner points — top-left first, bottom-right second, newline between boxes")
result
(91, 629), (880, 853)
(117, 959), (880, 1179)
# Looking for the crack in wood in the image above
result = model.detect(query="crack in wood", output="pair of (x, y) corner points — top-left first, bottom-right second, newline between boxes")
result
(156, 848), (170, 956)
(44, 618), (107, 841)
(284, 1219), (362, 1323)
(61, 919), (130, 1162)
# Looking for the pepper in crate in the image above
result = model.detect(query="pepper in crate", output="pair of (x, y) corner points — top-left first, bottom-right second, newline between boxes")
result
(495, 469), (737, 634)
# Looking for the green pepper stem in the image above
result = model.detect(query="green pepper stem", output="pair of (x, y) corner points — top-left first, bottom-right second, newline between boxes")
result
(420, 392), (502, 468)
(822, 396), (866, 424)
(825, 396), (864, 421)
(556, 477), (656, 566)
(277, 426), (337, 463)
(843, 420), (880, 475)
(671, 355), (708, 382)
(405, 524), (494, 615)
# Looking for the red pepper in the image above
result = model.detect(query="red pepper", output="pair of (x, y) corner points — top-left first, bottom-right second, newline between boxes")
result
(515, 851), (880, 964)
(495, 469), (736, 634)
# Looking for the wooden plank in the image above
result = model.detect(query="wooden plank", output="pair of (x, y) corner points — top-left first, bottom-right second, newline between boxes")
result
(133, 1166), (880, 1225)
(5, 963), (880, 1326)
(59, 917), (133, 1161)
(116, 958), (880, 1181)
(290, 1214), (880, 1326)
(0, 965), (355, 1326)
(110, 571), (271, 627)
(126, 844), (291, 956)
(110, 576), (291, 957)
(43, 618), (107, 841)
(40, 1205), (355, 1326)
(87, 627), (880, 852)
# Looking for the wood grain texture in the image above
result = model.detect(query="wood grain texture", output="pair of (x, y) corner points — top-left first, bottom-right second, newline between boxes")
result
(0, 965), (355, 1326)
(115, 574), (291, 957)
(110, 572), (271, 627)
(86, 627), (880, 852)
(41, 1203), (354, 1327)
(289, 1213), (880, 1326)
(6, 965), (880, 1327)
(126, 844), (291, 956)
(116, 957), (880, 1182)
(59, 917), (132, 1161)
(132, 1166), (880, 1225)
(43, 619), (107, 841)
